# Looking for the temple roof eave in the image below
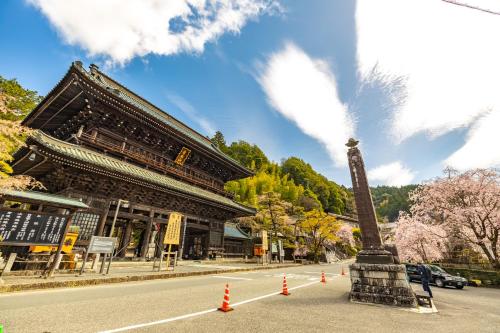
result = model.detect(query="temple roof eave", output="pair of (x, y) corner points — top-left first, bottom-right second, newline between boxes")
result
(26, 131), (255, 217)
(22, 62), (254, 179)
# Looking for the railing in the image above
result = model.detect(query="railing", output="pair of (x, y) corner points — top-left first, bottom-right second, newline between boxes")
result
(78, 132), (233, 198)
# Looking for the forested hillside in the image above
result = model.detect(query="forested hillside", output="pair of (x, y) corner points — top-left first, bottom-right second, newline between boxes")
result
(212, 130), (415, 223)
(212, 131), (353, 216)
(370, 185), (417, 222)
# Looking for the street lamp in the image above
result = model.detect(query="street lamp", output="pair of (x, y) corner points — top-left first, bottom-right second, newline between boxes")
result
(109, 199), (129, 237)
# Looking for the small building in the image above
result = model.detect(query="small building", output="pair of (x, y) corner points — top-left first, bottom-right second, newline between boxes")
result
(12, 62), (256, 260)
(223, 223), (252, 258)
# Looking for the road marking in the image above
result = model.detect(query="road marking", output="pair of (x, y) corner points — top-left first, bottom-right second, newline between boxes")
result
(211, 276), (253, 281)
(98, 280), (320, 333)
(304, 271), (337, 275)
(187, 264), (242, 269)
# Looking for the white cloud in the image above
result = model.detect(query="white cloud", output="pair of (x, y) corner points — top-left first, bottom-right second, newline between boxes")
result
(28, 0), (280, 65)
(368, 162), (415, 186)
(257, 42), (355, 167)
(356, 0), (500, 170)
(445, 110), (500, 170)
(167, 93), (216, 135)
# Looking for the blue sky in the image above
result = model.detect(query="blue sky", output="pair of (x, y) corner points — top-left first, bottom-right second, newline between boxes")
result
(1, 0), (499, 187)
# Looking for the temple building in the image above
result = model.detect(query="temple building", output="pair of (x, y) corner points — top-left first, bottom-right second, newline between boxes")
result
(12, 61), (255, 260)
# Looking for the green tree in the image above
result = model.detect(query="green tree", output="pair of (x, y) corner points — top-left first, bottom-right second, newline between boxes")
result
(225, 140), (269, 170)
(0, 75), (42, 120)
(299, 210), (341, 263)
(210, 131), (228, 153)
(0, 75), (43, 191)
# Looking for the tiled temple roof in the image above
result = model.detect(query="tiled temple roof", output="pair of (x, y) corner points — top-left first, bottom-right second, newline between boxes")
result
(31, 131), (255, 215)
(74, 63), (250, 174)
(1, 190), (89, 209)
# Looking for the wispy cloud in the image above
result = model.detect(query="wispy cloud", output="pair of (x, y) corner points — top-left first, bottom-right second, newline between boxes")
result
(356, 0), (500, 170)
(166, 93), (216, 136)
(445, 110), (500, 170)
(368, 162), (415, 186)
(28, 0), (281, 65)
(257, 42), (355, 167)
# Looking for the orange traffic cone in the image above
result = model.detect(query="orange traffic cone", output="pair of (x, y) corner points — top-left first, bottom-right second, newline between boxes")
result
(341, 266), (346, 276)
(281, 274), (290, 296)
(321, 271), (326, 283)
(218, 284), (233, 312)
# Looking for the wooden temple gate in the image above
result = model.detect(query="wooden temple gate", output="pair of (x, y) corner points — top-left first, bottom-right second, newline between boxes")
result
(11, 61), (255, 261)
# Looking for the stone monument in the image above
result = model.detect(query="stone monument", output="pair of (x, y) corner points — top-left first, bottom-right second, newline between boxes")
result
(346, 138), (417, 308)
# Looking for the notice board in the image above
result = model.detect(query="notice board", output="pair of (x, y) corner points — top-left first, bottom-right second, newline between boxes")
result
(163, 212), (182, 245)
(0, 210), (69, 246)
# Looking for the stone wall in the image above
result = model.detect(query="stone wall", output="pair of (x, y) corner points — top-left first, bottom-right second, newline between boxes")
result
(350, 263), (417, 307)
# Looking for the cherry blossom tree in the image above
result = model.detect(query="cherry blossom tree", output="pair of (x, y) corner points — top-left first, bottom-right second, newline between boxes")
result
(394, 212), (446, 262)
(396, 169), (499, 268)
(337, 224), (355, 247)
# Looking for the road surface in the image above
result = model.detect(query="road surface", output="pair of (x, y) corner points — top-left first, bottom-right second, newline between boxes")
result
(1, 263), (499, 332)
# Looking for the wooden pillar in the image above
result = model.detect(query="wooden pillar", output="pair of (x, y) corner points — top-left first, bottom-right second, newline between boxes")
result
(140, 210), (154, 259)
(119, 222), (133, 258)
(178, 216), (188, 259)
(155, 224), (166, 258)
(96, 200), (111, 237)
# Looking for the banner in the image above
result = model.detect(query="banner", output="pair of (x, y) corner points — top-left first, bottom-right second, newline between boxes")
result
(163, 212), (182, 245)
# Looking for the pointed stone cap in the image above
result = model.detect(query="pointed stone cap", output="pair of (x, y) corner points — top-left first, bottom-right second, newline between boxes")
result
(346, 138), (359, 148)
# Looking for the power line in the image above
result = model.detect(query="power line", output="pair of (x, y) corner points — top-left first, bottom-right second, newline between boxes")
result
(441, 0), (500, 16)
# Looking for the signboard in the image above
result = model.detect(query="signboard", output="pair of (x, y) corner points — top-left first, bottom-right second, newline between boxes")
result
(271, 242), (278, 254)
(0, 210), (69, 246)
(30, 232), (78, 254)
(254, 245), (264, 256)
(261, 230), (268, 250)
(163, 212), (182, 245)
(174, 147), (191, 166)
(87, 236), (117, 254)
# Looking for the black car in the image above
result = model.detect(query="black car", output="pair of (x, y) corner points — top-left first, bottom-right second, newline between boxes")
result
(405, 264), (467, 289)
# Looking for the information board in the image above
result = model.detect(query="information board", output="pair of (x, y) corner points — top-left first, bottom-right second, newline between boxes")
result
(163, 212), (182, 245)
(0, 210), (68, 246)
(87, 236), (117, 254)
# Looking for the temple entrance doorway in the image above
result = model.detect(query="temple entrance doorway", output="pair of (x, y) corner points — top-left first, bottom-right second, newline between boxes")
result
(183, 222), (209, 260)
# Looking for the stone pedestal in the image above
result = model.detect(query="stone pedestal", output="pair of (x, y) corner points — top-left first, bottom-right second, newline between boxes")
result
(349, 263), (418, 308)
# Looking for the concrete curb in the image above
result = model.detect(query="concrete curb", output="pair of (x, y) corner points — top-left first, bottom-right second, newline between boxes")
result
(0, 264), (301, 293)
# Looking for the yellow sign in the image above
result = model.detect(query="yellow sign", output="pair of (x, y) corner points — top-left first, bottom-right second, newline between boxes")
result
(174, 147), (191, 166)
(163, 212), (182, 245)
(261, 230), (268, 250)
(30, 232), (78, 254)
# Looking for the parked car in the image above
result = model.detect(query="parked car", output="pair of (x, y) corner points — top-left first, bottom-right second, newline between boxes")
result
(405, 263), (468, 289)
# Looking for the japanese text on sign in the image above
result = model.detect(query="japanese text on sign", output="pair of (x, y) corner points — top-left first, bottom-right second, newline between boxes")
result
(174, 147), (191, 166)
(163, 212), (182, 245)
(0, 210), (68, 246)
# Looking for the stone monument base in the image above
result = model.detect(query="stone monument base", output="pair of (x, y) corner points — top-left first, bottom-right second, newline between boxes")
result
(349, 263), (418, 308)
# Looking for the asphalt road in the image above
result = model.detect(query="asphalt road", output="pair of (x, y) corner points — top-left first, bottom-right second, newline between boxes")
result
(1, 263), (499, 333)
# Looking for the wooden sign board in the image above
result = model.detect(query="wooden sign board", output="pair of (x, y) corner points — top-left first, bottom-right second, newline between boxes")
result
(163, 212), (182, 245)
(0, 210), (69, 246)
(174, 147), (191, 166)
